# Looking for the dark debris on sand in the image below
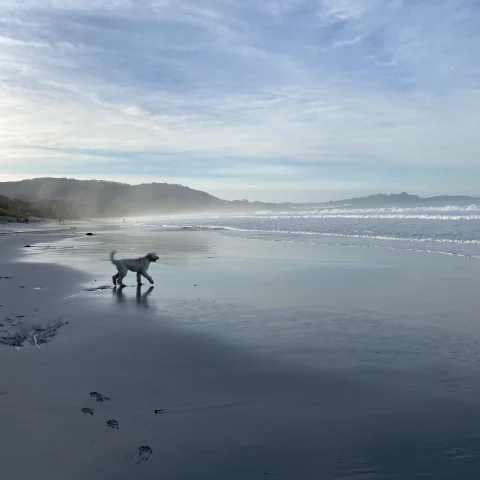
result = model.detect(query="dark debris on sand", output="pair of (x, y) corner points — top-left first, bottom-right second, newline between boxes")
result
(0, 318), (68, 348)
(82, 407), (94, 416)
(154, 409), (164, 414)
(85, 285), (112, 292)
(90, 392), (110, 402)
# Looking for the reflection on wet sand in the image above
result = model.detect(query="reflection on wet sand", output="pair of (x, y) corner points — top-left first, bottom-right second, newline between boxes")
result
(113, 285), (154, 309)
(24, 230), (215, 282)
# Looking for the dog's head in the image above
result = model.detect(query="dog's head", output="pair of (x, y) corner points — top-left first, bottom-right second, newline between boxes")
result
(146, 252), (159, 262)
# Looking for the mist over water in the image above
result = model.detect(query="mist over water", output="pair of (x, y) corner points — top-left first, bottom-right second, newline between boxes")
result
(131, 202), (480, 259)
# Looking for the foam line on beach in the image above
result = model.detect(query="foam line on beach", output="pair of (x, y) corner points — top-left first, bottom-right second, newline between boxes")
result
(182, 225), (480, 246)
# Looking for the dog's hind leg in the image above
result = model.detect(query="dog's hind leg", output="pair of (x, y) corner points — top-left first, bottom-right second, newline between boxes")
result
(112, 273), (119, 285)
(117, 269), (127, 287)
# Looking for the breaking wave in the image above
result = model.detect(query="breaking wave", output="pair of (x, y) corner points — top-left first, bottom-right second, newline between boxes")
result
(134, 202), (480, 259)
(183, 225), (480, 246)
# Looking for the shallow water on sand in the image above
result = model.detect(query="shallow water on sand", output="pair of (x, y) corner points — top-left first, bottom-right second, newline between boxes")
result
(126, 203), (480, 259)
(23, 228), (480, 388)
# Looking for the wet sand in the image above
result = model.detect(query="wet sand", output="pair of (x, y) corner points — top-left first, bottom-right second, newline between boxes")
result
(2, 230), (480, 479)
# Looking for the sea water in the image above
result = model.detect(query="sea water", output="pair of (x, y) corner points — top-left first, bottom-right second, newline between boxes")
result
(129, 202), (480, 259)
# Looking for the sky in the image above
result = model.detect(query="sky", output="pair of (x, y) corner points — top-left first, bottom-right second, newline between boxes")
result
(1, 0), (480, 202)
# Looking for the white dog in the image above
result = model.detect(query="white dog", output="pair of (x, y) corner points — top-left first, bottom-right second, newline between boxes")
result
(110, 251), (159, 287)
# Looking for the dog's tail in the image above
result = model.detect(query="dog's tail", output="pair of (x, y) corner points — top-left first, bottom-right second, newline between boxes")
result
(110, 250), (118, 265)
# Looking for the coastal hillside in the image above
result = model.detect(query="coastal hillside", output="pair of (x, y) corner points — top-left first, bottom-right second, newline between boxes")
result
(0, 178), (226, 218)
(0, 177), (275, 218)
(1, 178), (478, 220)
(0, 194), (76, 220)
(323, 192), (479, 208)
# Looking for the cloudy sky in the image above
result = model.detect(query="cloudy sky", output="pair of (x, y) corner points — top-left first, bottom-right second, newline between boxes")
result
(1, 0), (479, 201)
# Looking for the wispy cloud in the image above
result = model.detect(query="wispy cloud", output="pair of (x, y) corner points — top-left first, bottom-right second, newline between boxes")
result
(333, 35), (364, 48)
(318, 0), (378, 22)
(1, 0), (479, 200)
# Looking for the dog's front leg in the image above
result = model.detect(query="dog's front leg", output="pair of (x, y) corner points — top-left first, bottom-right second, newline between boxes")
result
(136, 272), (143, 285)
(142, 272), (154, 285)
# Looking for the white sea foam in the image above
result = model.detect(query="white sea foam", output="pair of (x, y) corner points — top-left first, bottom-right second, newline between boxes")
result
(183, 225), (480, 246)
(226, 213), (480, 220)
(133, 202), (480, 259)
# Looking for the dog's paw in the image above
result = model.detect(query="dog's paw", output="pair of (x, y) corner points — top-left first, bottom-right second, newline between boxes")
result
(150, 280), (154, 284)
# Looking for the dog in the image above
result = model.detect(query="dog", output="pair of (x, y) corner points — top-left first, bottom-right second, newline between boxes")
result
(110, 251), (159, 287)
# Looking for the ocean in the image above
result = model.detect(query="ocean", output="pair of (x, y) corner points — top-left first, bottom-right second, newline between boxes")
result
(129, 201), (480, 259)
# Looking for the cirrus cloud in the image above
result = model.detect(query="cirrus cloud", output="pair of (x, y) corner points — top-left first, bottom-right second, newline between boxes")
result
(0, 0), (479, 201)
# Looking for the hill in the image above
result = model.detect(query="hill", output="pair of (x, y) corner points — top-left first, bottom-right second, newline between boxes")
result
(1, 179), (478, 220)
(0, 177), (277, 219)
(324, 192), (479, 207)
(0, 178), (227, 218)
(0, 194), (77, 220)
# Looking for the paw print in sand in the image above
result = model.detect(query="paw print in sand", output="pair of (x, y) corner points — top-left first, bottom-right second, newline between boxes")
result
(90, 391), (110, 402)
(106, 419), (119, 429)
(137, 445), (153, 464)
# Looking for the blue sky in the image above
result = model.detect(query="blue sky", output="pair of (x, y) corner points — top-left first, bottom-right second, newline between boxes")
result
(1, 0), (479, 202)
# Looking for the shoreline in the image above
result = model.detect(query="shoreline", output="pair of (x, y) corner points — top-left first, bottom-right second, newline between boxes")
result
(5, 214), (480, 262)
(2, 231), (480, 478)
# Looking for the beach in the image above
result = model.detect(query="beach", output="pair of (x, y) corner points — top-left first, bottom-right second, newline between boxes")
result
(2, 225), (480, 479)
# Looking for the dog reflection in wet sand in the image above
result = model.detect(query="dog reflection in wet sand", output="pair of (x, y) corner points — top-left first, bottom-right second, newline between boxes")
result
(114, 285), (154, 309)
(110, 251), (159, 287)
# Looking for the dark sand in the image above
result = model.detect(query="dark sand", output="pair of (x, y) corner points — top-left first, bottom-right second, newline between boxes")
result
(2, 229), (480, 479)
